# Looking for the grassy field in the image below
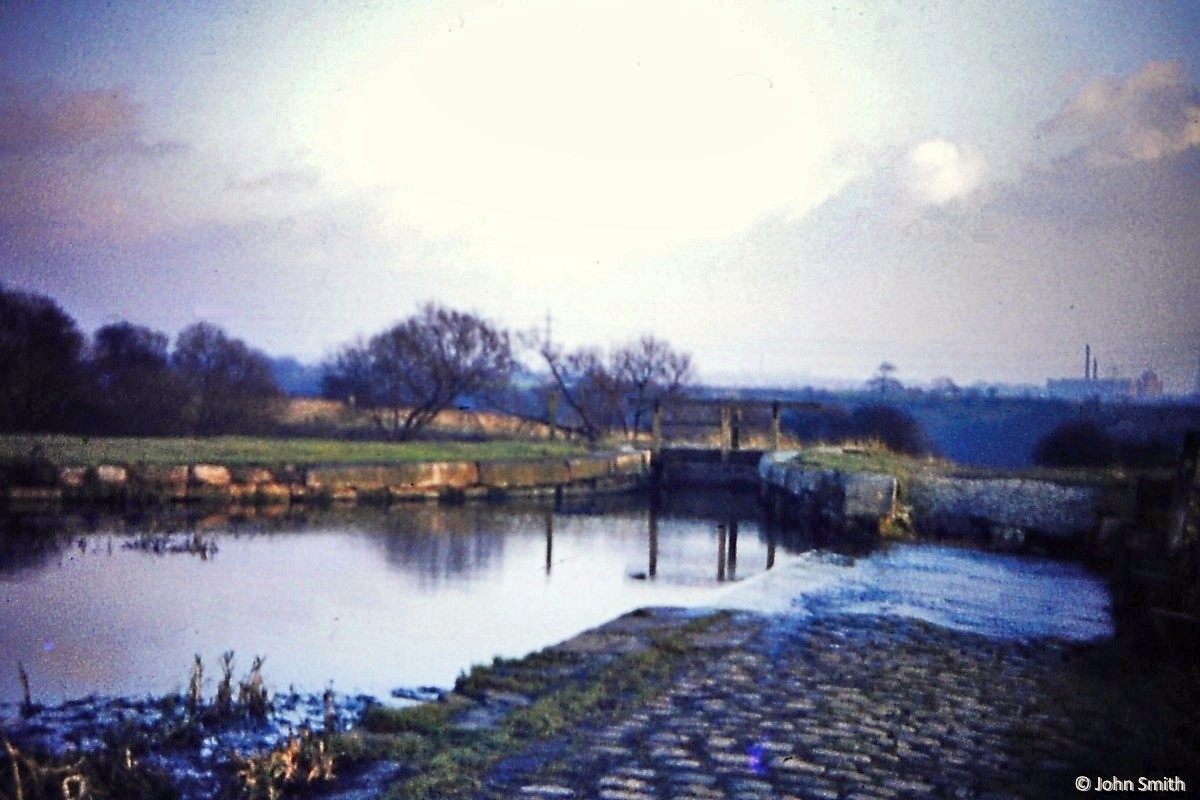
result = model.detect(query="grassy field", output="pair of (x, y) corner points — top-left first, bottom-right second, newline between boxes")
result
(0, 433), (591, 468)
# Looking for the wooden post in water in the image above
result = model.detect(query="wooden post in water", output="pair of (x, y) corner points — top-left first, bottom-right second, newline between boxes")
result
(770, 401), (781, 451)
(727, 520), (738, 579)
(731, 407), (742, 451)
(720, 405), (731, 465)
(717, 523), (727, 582)
(648, 506), (659, 579)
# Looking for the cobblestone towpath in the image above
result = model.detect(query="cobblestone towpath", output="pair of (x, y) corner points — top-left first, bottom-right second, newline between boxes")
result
(468, 609), (1197, 800)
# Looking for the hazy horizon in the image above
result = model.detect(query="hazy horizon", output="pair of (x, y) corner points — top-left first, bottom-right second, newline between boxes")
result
(3, 2), (1199, 391)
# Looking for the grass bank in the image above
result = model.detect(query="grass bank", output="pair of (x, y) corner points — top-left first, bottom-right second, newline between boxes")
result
(790, 443), (1142, 495)
(0, 434), (590, 469)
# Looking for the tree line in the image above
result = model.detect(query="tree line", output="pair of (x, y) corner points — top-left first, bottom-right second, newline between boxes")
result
(1, 285), (283, 435)
(1, 286), (695, 441)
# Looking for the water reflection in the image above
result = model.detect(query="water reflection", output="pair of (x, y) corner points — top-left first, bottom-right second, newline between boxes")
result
(1, 492), (1108, 708)
(375, 508), (507, 587)
(0, 515), (74, 577)
(0, 491), (788, 705)
(0, 493), (829, 591)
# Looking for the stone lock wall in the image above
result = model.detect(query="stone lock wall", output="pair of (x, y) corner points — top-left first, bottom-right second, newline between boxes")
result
(759, 450), (1104, 544)
(758, 451), (898, 534)
(655, 448), (764, 488)
(1, 450), (651, 507)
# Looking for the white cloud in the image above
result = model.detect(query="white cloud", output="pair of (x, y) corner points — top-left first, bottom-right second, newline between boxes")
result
(903, 139), (987, 206)
(713, 104), (1200, 389)
(1040, 60), (1200, 168)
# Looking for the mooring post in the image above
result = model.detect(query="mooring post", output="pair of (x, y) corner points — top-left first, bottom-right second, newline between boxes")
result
(770, 401), (781, 451)
(648, 506), (659, 579)
(720, 405), (731, 464)
(717, 523), (727, 582)
(727, 520), (738, 579)
(731, 407), (742, 451)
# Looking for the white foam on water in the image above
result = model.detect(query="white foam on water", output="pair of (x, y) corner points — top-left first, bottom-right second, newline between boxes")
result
(702, 550), (853, 615)
(711, 542), (1114, 642)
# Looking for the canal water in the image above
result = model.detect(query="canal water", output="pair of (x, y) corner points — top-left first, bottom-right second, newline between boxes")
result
(0, 491), (1112, 708)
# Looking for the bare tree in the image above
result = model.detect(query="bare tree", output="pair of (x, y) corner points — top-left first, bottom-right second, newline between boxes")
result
(610, 335), (693, 439)
(332, 304), (515, 439)
(526, 331), (694, 442)
(524, 331), (619, 442)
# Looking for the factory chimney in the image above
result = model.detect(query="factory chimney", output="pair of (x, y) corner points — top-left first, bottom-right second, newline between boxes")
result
(1085, 344), (1090, 380)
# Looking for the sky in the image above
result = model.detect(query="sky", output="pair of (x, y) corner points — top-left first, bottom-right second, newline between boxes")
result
(2, 1), (1199, 391)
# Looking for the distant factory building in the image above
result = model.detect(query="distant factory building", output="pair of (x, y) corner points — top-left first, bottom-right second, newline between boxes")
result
(1045, 344), (1150, 402)
(1047, 377), (1132, 402)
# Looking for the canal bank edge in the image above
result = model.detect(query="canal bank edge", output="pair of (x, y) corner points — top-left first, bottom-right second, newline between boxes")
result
(759, 448), (1106, 547)
(0, 450), (651, 506)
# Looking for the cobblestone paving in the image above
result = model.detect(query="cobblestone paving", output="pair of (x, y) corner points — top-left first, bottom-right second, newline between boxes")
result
(481, 613), (1197, 800)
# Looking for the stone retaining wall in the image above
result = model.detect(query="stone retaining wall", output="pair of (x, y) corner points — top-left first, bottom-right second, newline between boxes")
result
(1, 450), (651, 507)
(760, 449), (1104, 543)
(758, 451), (897, 534)
(908, 475), (1103, 541)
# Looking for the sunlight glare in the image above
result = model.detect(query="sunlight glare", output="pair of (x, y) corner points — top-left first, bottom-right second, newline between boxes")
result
(310, 1), (860, 266)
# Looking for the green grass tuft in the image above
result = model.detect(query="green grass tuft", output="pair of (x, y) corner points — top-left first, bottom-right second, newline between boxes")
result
(362, 702), (456, 737)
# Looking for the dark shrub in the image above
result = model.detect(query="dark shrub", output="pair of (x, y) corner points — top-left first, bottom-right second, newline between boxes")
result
(1114, 436), (1178, 469)
(1033, 420), (1116, 467)
(847, 404), (930, 456)
(173, 322), (284, 435)
(782, 403), (930, 455)
(89, 322), (190, 435)
(782, 405), (851, 444)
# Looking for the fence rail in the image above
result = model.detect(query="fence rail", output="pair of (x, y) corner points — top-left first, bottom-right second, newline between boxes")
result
(649, 398), (824, 460)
